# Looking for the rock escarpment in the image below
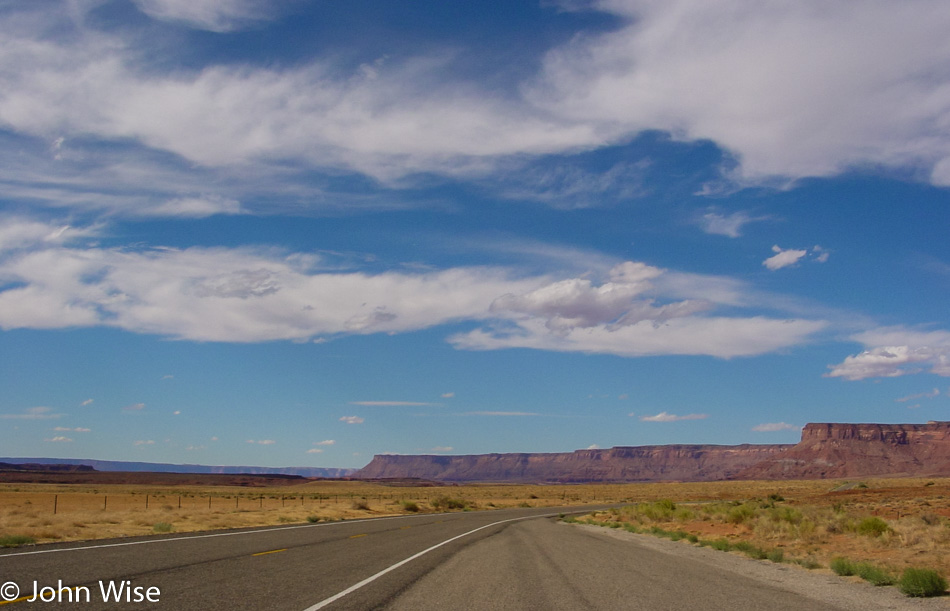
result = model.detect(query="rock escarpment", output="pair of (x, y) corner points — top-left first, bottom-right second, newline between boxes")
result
(356, 422), (950, 483)
(357, 444), (791, 483)
(736, 421), (950, 480)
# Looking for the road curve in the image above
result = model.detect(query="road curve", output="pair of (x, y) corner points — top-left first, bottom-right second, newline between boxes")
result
(0, 508), (932, 610)
(0, 506), (591, 610)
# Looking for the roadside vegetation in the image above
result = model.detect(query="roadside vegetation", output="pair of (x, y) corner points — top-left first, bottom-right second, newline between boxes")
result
(564, 490), (950, 598)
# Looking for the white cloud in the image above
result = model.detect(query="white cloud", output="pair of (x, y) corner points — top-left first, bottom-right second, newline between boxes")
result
(896, 388), (940, 403)
(586, 444), (601, 450)
(827, 327), (950, 380)
(339, 416), (364, 424)
(639, 411), (708, 422)
(464, 411), (541, 417)
(80, 399), (94, 406)
(0, 406), (62, 420)
(763, 245), (808, 271)
(431, 446), (453, 452)
(53, 426), (91, 432)
(0, 0), (948, 222)
(314, 439), (335, 446)
(306, 448), (323, 454)
(122, 403), (146, 412)
(246, 439), (275, 445)
(45, 436), (72, 442)
(699, 210), (766, 238)
(349, 401), (438, 407)
(134, 440), (155, 446)
(530, 0), (950, 186)
(763, 245), (829, 271)
(441, 392), (455, 399)
(0, 219), (826, 357)
(751, 422), (801, 432)
(131, 0), (275, 32)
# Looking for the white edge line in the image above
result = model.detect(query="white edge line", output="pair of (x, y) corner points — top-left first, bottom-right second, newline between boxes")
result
(0, 513), (436, 558)
(302, 511), (561, 611)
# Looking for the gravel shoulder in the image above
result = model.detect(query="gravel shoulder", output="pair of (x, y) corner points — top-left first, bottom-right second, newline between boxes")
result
(573, 523), (949, 610)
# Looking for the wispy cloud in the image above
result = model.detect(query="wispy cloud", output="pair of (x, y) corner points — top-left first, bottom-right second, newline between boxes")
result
(0, 406), (62, 420)
(827, 327), (950, 380)
(639, 412), (708, 422)
(463, 411), (541, 417)
(441, 392), (455, 399)
(339, 416), (365, 424)
(122, 403), (146, 412)
(430, 446), (453, 452)
(349, 401), (439, 407)
(45, 436), (72, 442)
(314, 439), (335, 446)
(246, 439), (275, 445)
(751, 422), (801, 432)
(699, 210), (768, 238)
(896, 388), (941, 403)
(53, 426), (91, 432)
(133, 440), (155, 446)
(306, 448), (323, 454)
(80, 399), (94, 407)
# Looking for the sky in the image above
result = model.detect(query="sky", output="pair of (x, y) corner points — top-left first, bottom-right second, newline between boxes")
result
(1, 0), (950, 469)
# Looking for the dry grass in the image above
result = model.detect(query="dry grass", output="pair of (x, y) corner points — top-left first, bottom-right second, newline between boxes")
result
(3, 475), (950, 579)
(0, 479), (617, 544)
(575, 477), (950, 579)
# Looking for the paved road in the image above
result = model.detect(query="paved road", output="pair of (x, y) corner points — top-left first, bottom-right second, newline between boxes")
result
(0, 507), (903, 610)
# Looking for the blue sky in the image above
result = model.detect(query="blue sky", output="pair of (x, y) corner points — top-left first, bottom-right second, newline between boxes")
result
(2, 0), (950, 468)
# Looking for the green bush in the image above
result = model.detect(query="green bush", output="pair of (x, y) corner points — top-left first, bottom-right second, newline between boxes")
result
(401, 501), (420, 512)
(153, 522), (173, 533)
(726, 504), (756, 525)
(767, 549), (784, 563)
(898, 568), (947, 597)
(709, 538), (732, 551)
(853, 562), (895, 586)
(0, 534), (35, 548)
(830, 557), (855, 576)
(306, 515), (322, 523)
(856, 517), (889, 537)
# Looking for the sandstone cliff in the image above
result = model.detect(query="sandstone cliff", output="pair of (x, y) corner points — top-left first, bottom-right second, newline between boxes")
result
(356, 422), (950, 483)
(736, 421), (950, 480)
(356, 444), (791, 483)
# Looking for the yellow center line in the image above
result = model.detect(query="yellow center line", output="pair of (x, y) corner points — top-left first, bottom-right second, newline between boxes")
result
(252, 548), (287, 556)
(0, 586), (83, 606)
(349, 533), (368, 539)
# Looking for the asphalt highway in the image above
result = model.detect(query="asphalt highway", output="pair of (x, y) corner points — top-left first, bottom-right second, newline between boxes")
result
(0, 507), (859, 610)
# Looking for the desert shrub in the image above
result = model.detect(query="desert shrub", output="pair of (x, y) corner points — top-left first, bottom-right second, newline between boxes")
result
(856, 516), (890, 537)
(767, 548), (784, 563)
(639, 499), (676, 522)
(152, 522), (173, 533)
(733, 541), (768, 560)
(673, 507), (695, 522)
(351, 500), (371, 511)
(431, 496), (467, 511)
(768, 493), (785, 503)
(708, 538), (732, 551)
(726, 503), (756, 525)
(854, 562), (895, 586)
(0, 534), (35, 547)
(898, 568), (947, 597)
(795, 557), (822, 569)
(401, 501), (420, 512)
(686, 533), (699, 543)
(830, 557), (855, 576)
(306, 515), (322, 523)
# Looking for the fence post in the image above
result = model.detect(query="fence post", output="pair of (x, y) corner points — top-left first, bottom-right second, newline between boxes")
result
(53, 494), (58, 515)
